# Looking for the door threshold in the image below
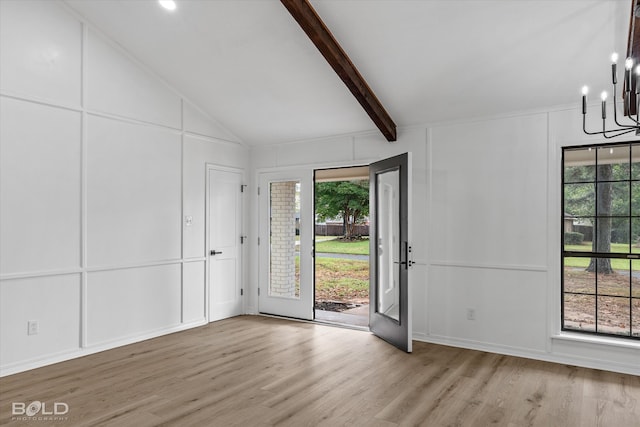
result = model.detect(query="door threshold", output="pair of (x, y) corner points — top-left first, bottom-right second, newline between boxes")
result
(257, 313), (369, 332)
(314, 309), (369, 331)
(313, 318), (370, 332)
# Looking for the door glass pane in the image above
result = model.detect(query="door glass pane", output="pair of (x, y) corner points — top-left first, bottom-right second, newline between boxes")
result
(376, 169), (400, 321)
(269, 181), (300, 299)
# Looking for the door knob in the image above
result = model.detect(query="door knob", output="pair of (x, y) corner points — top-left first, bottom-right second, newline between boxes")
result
(210, 250), (223, 256)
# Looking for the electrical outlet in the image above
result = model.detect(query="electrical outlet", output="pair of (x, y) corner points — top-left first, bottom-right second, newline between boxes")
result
(27, 320), (39, 335)
(466, 308), (476, 321)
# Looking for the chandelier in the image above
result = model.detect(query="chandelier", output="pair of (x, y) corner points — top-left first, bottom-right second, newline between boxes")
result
(582, 53), (640, 138)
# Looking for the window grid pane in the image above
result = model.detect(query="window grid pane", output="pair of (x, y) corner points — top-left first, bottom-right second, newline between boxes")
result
(562, 143), (639, 340)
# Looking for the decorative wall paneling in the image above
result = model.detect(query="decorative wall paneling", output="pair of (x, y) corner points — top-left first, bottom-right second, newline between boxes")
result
(0, 0), (248, 376)
(248, 109), (639, 375)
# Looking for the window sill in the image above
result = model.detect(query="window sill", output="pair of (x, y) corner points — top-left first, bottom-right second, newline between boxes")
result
(552, 332), (640, 350)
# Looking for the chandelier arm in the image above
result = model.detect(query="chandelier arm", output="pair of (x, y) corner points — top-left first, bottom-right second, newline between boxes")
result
(602, 128), (637, 139)
(614, 92), (640, 127)
(583, 115), (635, 136)
(583, 115), (602, 136)
(603, 116), (638, 138)
(630, 89), (639, 124)
(612, 83), (640, 126)
(613, 83), (625, 126)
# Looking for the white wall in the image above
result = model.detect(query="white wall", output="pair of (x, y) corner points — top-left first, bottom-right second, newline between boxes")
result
(1, 0), (637, 378)
(0, 0), (248, 375)
(249, 109), (639, 375)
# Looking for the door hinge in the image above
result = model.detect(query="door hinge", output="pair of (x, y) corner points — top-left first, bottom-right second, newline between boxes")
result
(257, 237), (260, 245)
(240, 288), (244, 296)
(241, 184), (247, 193)
(258, 288), (261, 296)
(240, 235), (247, 244)
(257, 187), (261, 196)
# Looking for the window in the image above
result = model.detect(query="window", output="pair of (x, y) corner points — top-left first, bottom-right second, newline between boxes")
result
(562, 143), (640, 339)
(269, 181), (301, 298)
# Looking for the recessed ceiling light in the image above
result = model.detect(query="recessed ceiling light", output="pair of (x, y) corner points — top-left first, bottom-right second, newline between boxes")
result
(159, 0), (176, 11)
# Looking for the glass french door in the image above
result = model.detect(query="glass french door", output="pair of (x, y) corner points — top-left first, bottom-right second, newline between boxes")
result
(369, 153), (412, 352)
(258, 170), (314, 320)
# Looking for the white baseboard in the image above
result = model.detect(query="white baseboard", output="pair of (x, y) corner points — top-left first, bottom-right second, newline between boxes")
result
(0, 319), (207, 377)
(4, 320), (636, 377)
(413, 333), (640, 376)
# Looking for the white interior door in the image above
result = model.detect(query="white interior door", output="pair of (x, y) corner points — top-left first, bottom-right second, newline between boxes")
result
(258, 170), (313, 320)
(207, 167), (243, 322)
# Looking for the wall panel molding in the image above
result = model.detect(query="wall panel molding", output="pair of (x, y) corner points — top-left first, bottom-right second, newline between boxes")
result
(0, 0), (250, 376)
(429, 261), (547, 273)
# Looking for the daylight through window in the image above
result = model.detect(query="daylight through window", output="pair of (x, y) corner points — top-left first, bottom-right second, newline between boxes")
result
(562, 143), (640, 339)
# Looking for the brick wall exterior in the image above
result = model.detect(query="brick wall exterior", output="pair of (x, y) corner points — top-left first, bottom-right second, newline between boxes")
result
(269, 181), (298, 297)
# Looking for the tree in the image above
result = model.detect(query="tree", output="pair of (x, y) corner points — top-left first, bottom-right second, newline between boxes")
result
(587, 164), (613, 274)
(315, 180), (369, 240)
(563, 158), (639, 274)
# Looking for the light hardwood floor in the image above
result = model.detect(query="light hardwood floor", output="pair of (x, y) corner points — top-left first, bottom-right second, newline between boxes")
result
(1, 316), (638, 426)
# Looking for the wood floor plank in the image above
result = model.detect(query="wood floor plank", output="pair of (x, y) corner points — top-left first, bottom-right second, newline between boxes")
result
(0, 316), (638, 426)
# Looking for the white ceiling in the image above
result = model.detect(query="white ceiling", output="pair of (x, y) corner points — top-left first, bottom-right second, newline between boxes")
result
(64, 0), (631, 146)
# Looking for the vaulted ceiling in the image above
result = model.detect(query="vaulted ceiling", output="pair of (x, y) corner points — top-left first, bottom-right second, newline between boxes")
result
(64, 0), (631, 146)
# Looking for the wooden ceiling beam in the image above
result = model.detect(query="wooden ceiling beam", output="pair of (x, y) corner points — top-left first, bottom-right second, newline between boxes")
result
(280, 0), (397, 142)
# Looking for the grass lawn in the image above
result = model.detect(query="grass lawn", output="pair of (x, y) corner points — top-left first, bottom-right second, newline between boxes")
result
(564, 242), (640, 270)
(297, 237), (373, 304)
(297, 235), (335, 242)
(315, 238), (369, 255)
(564, 257), (640, 270)
(315, 257), (369, 301)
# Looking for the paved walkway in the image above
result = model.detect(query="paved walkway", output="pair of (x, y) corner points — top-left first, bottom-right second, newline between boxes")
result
(315, 252), (369, 261)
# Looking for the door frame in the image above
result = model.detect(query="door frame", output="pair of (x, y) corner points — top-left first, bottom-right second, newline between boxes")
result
(254, 154), (412, 345)
(205, 163), (246, 323)
(312, 164), (370, 325)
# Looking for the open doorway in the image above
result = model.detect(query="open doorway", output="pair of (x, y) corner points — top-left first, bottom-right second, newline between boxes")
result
(314, 166), (370, 328)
